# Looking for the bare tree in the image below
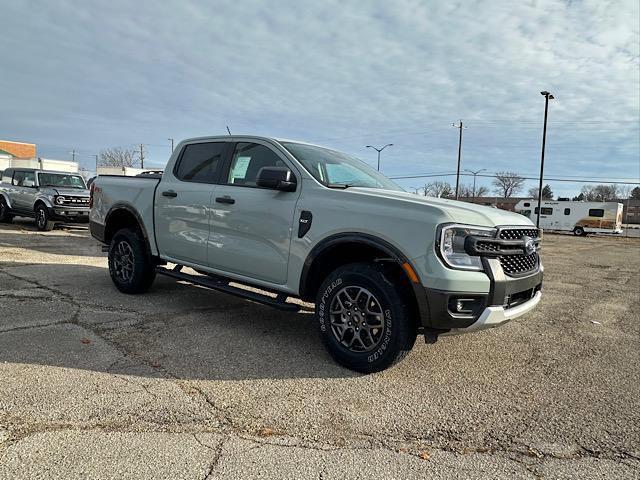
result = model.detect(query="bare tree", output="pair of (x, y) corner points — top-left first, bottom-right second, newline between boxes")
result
(459, 184), (488, 198)
(424, 181), (453, 198)
(527, 184), (553, 200)
(492, 172), (525, 198)
(98, 147), (138, 168)
(579, 184), (619, 201)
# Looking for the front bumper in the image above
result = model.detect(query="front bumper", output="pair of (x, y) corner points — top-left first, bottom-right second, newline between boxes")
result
(443, 290), (541, 335)
(417, 258), (543, 334)
(48, 207), (90, 223)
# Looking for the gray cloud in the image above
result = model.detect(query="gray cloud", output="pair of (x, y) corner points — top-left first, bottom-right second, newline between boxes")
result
(1, 0), (638, 197)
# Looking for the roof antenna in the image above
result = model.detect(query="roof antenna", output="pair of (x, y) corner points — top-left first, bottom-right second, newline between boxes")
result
(226, 126), (231, 135)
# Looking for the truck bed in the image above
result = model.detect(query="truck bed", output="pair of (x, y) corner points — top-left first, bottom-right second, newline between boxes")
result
(91, 175), (161, 254)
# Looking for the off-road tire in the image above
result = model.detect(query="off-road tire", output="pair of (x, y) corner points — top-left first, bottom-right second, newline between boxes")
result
(35, 204), (55, 231)
(0, 197), (13, 223)
(108, 227), (156, 294)
(316, 262), (417, 373)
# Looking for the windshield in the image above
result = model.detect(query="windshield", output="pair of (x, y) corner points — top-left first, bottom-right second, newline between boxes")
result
(281, 142), (403, 191)
(37, 173), (86, 189)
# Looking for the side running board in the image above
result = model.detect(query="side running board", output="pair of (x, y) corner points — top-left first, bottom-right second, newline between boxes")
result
(155, 266), (300, 312)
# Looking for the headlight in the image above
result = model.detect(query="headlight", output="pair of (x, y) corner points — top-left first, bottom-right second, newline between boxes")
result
(437, 224), (496, 271)
(55, 196), (65, 205)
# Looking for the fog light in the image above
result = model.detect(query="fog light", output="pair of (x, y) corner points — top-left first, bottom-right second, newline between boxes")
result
(448, 297), (482, 316)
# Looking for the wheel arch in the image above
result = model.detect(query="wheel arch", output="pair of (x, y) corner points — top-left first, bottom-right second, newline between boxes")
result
(104, 204), (154, 256)
(299, 233), (421, 302)
(0, 192), (12, 209)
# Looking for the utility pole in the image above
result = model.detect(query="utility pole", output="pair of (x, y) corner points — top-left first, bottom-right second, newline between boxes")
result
(94, 154), (99, 173)
(464, 168), (486, 201)
(70, 149), (78, 163)
(365, 144), (394, 171)
(168, 138), (174, 153)
(139, 144), (145, 169)
(452, 121), (466, 200)
(537, 91), (554, 228)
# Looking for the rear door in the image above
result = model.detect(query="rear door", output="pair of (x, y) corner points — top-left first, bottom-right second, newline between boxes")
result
(155, 141), (230, 266)
(207, 141), (300, 285)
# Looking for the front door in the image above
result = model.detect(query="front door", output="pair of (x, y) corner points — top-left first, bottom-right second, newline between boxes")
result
(208, 141), (300, 285)
(155, 141), (229, 266)
(11, 170), (37, 212)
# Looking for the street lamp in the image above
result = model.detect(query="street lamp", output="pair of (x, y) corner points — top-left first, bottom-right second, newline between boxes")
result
(464, 168), (486, 201)
(537, 91), (554, 228)
(365, 144), (393, 171)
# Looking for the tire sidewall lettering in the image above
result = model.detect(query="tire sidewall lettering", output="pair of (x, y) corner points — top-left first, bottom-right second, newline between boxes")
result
(367, 308), (393, 363)
(318, 278), (342, 332)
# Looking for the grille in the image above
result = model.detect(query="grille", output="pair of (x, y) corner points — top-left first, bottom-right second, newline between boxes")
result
(499, 228), (539, 240)
(499, 253), (538, 276)
(474, 241), (501, 253)
(497, 228), (540, 276)
(61, 197), (89, 206)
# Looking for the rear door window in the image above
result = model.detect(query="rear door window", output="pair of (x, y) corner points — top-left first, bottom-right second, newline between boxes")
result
(174, 142), (227, 183)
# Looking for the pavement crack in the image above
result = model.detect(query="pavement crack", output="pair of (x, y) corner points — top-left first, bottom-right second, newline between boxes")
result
(192, 433), (225, 480)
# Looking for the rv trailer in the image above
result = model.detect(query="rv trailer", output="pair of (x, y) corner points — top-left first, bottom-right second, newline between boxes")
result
(515, 199), (623, 236)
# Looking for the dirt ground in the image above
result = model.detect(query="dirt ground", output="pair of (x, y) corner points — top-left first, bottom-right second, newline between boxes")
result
(0, 219), (638, 479)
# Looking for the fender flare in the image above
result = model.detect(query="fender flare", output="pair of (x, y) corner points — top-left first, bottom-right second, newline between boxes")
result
(299, 232), (418, 295)
(34, 194), (54, 209)
(104, 202), (154, 254)
(0, 192), (12, 209)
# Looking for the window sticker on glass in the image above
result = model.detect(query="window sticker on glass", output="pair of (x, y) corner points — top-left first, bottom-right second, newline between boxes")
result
(231, 156), (251, 181)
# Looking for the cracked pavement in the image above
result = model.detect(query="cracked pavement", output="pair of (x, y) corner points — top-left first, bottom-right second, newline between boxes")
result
(0, 219), (638, 479)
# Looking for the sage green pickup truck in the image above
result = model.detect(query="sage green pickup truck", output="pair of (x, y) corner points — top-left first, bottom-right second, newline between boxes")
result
(89, 136), (542, 372)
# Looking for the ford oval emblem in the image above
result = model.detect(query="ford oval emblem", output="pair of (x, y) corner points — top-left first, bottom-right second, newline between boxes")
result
(523, 236), (536, 255)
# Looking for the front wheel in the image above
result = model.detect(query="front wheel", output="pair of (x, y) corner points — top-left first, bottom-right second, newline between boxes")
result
(35, 204), (55, 231)
(316, 262), (417, 373)
(108, 228), (156, 293)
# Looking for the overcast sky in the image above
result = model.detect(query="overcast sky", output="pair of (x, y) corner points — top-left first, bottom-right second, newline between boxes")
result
(1, 0), (638, 197)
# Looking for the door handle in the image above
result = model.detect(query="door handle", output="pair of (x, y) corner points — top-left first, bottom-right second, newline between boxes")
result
(162, 190), (178, 198)
(215, 196), (235, 204)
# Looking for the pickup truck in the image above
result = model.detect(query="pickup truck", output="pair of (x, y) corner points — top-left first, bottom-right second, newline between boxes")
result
(89, 135), (543, 372)
(0, 168), (90, 230)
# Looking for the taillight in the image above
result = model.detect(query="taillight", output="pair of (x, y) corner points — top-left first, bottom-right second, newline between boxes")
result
(89, 182), (95, 208)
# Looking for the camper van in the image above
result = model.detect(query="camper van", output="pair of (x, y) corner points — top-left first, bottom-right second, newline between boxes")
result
(515, 199), (623, 236)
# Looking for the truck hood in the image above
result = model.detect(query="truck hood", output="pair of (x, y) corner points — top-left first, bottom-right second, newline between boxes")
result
(349, 187), (533, 227)
(40, 187), (90, 197)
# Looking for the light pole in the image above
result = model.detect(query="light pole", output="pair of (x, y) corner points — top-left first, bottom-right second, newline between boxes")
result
(464, 168), (486, 201)
(452, 121), (466, 200)
(365, 144), (393, 171)
(168, 138), (174, 153)
(537, 91), (554, 228)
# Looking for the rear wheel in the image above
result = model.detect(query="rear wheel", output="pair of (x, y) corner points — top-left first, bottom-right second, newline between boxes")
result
(0, 197), (13, 223)
(316, 262), (417, 373)
(108, 227), (156, 293)
(573, 226), (585, 236)
(35, 204), (55, 231)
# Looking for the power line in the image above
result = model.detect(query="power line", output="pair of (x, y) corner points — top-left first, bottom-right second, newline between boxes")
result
(388, 172), (640, 185)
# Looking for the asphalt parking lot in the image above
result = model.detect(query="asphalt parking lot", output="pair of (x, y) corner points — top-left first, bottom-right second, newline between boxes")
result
(0, 220), (638, 479)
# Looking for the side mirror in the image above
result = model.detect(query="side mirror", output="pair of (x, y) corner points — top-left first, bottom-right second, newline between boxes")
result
(256, 167), (297, 192)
